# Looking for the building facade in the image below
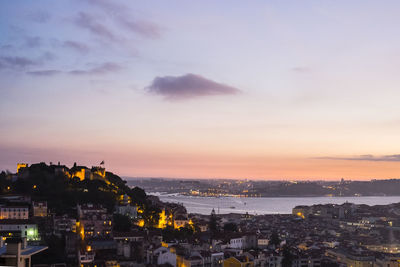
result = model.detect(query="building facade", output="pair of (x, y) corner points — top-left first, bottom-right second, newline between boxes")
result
(0, 206), (29, 220)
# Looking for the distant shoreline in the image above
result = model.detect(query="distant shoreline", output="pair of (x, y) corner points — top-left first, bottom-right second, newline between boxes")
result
(154, 194), (400, 215)
(148, 192), (395, 198)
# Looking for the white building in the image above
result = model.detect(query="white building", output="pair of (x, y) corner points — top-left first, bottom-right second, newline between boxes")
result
(229, 237), (245, 249)
(115, 205), (137, 219)
(153, 246), (177, 266)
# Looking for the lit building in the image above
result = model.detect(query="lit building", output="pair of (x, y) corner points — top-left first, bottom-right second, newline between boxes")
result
(0, 220), (39, 241)
(118, 194), (132, 205)
(223, 255), (254, 267)
(53, 215), (77, 234)
(32, 201), (47, 217)
(77, 204), (112, 238)
(69, 165), (107, 181)
(91, 166), (106, 178)
(157, 209), (167, 229)
(292, 206), (310, 219)
(16, 163), (28, 174)
(174, 214), (189, 229)
(257, 237), (269, 249)
(0, 206), (29, 220)
(71, 167), (91, 181)
(176, 252), (204, 267)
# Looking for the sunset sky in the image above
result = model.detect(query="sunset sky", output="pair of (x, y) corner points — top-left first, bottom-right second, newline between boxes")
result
(1, 0), (400, 180)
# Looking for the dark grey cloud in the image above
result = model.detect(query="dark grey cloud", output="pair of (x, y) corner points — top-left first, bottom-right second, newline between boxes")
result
(69, 62), (121, 75)
(26, 70), (61, 76)
(0, 56), (39, 68)
(316, 154), (400, 162)
(63, 41), (90, 54)
(75, 12), (115, 41)
(28, 10), (51, 23)
(146, 73), (241, 100)
(0, 51), (55, 72)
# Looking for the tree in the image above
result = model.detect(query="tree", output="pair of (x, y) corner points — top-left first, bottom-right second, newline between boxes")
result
(223, 222), (238, 232)
(178, 225), (194, 241)
(161, 226), (176, 243)
(32, 234), (65, 264)
(209, 209), (219, 237)
(281, 245), (293, 267)
(142, 203), (161, 227)
(113, 214), (132, 232)
(128, 186), (147, 205)
(269, 231), (280, 248)
(161, 225), (194, 243)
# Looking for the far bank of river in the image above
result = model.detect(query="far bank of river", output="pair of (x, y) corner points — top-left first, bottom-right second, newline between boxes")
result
(151, 193), (400, 215)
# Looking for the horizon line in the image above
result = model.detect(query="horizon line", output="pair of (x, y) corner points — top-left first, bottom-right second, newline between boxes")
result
(123, 176), (400, 182)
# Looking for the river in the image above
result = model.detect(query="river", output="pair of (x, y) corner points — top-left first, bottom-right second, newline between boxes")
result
(151, 194), (400, 215)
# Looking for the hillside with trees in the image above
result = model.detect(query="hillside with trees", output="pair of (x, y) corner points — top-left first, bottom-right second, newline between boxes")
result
(0, 162), (160, 225)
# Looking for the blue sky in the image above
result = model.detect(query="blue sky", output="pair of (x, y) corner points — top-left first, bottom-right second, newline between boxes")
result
(1, 0), (400, 179)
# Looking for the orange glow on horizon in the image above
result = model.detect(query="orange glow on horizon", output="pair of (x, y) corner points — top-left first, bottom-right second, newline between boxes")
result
(113, 157), (400, 181)
(8, 146), (400, 181)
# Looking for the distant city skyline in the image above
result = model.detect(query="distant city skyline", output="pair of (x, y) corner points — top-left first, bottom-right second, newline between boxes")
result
(2, 1), (400, 180)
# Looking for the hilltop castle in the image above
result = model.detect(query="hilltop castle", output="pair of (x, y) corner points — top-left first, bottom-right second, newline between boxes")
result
(16, 162), (106, 182)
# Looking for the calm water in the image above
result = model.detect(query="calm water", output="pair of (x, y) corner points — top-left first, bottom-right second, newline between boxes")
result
(153, 194), (400, 215)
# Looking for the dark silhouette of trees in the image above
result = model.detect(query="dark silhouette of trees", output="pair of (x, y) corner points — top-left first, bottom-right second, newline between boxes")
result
(209, 209), (219, 237)
(113, 214), (132, 232)
(32, 234), (65, 264)
(223, 222), (238, 232)
(269, 231), (280, 248)
(161, 225), (194, 243)
(141, 203), (161, 227)
(1, 163), (150, 216)
(281, 245), (293, 267)
(127, 186), (147, 205)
